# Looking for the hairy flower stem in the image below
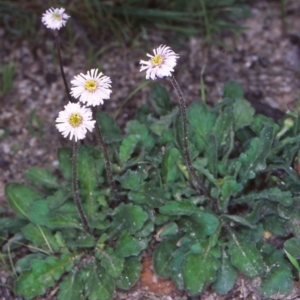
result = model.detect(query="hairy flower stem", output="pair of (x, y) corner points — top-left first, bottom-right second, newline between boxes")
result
(72, 141), (92, 235)
(92, 108), (120, 203)
(54, 31), (73, 103)
(170, 76), (208, 194)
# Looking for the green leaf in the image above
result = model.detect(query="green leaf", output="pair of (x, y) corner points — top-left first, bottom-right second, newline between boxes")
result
(67, 232), (95, 249)
(222, 215), (255, 229)
(262, 215), (289, 237)
(47, 187), (72, 210)
(159, 201), (197, 216)
(187, 102), (216, 152)
(110, 203), (148, 236)
(233, 98), (255, 130)
(180, 212), (220, 239)
(116, 256), (142, 290)
(161, 147), (183, 183)
(128, 183), (167, 208)
(15, 254), (46, 273)
(117, 169), (145, 191)
(5, 183), (42, 219)
(234, 188), (293, 207)
(212, 107), (233, 155)
(27, 200), (50, 225)
(153, 236), (178, 278)
(238, 125), (274, 182)
(183, 243), (220, 295)
(45, 215), (82, 230)
(158, 222), (179, 239)
(77, 146), (98, 220)
(259, 244), (293, 297)
(97, 247), (124, 278)
(212, 247), (238, 295)
(58, 270), (83, 300)
(0, 217), (27, 234)
(150, 84), (172, 115)
(220, 176), (243, 202)
(119, 134), (139, 164)
(222, 81), (244, 101)
(82, 264), (114, 300)
(228, 232), (264, 277)
(21, 223), (59, 253)
(284, 237), (300, 259)
(125, 120), (155, 150)
(135, 219), (154, 238)
(149, 107), (178, 136)
(96, 110), (122, 143)
(116, 231), (148, 257)
(57, 147), (72, 180)
(25, 167), (59, 189)
(205, 134), (218, 176)
(15, 253), (78, 299)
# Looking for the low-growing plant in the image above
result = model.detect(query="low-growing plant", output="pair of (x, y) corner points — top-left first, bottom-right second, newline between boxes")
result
(2, 5), (300, 300)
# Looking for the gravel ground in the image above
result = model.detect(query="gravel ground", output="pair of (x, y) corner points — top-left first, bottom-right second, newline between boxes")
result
(1, 1), (300, 299)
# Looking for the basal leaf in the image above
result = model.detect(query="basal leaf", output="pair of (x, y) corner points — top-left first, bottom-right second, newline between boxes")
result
(128, 183), (167, 208)
(82, 264), (114, 300)
(234, 188), (293, 207)
(110, 203), (148, 236)
(212, 247), (238, 295)
(259, 244), (293, 297)
(161, 147), (183, 183)
(150, 84), (172, 115)
(125, 120), (155, 150)
(228, 232), (264, 277)
(183, 242), (220, 295)
(26, 200), (50, 225)
(159, 201), (197, 216)
(222, 81), (244, 101)
(187, 102), (216, 152)
(116, 256), (142, 290)
(116, 231), (148, 257)
(5, 183), (42, 219)
(96, 111), (122, 143)
(117, 169), (146, 191)
(180, 212), (220, 239)
(15, 253), (78, 299)
(57, 147), (72, 180)
(149, 107), (178, 136)
(284, 237), (300, 259)
(233, 98), (255, 130)
(58, 270), (83, 300)
(119, 134), (139, 164)
(21, 223), (59, 253)
(97, 247), (124, 278)
(25, 167), (59, 189)
(238, 125), (274, 182)
(77, 146), (98, 220)
(153, 236), (178, 278)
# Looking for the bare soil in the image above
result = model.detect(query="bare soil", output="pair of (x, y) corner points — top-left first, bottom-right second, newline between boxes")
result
(1, 1), (300, 299)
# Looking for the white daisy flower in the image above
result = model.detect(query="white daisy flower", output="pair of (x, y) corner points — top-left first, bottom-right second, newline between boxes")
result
(56, 102), (95, 141)
(70, 69), (112, 107)
(140, 45), (179, 80)
(41, 7), (70, 30)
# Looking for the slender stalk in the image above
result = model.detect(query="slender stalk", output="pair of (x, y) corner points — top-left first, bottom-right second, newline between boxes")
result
(54, 31), (73, 102)
(170, 76), (208, 194)
(72, 141), (92, 235)
(92, 108), (120, 203)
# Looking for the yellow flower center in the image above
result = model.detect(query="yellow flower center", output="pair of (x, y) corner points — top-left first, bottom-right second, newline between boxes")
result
(52, 13), (62, 21)
(69, 113), (82, 127)
(151, 55), (164, 66)
(84, 80), (98, 92)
